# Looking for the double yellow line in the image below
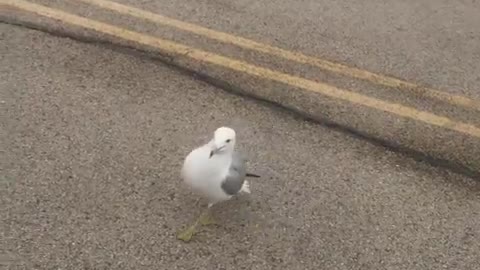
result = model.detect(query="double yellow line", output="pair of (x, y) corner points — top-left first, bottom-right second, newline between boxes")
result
(78, 0), (480, 112)
(2, 0), (480, 138)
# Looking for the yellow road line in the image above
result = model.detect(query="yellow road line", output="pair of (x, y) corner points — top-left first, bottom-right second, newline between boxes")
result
(3, 0), (480, 139)
(77, 0), (480, 111)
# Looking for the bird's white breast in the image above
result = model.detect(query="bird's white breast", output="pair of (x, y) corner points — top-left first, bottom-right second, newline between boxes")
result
(181, 145), (232, 203)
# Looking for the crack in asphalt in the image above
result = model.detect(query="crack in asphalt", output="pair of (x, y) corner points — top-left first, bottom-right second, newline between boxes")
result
(1, 16), (479, 181)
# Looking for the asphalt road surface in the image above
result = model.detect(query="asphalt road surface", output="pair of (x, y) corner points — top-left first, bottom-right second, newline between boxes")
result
(2, 0), (479, 175)
(1, 0), (480, 269)
(2, 23), (480, 270)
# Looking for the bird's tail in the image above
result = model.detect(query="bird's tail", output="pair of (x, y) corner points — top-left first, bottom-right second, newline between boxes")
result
(246, 172), (261, 178)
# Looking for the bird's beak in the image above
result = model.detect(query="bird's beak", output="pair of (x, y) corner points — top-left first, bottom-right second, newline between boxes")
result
(209, 145), (217, 158)
(209, 144), (224, 158)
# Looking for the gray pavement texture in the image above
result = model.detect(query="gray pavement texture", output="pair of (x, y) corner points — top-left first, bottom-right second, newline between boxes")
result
(1, 24), (480, 270)
(14, 0), (480, 175)
(115, 0), (480, 99)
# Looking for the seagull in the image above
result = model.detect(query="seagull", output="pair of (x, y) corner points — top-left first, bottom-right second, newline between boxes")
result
(177, 126), (260, 241)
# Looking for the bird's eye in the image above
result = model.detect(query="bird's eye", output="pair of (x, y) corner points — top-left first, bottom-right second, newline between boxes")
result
(226, 139), (231, 143)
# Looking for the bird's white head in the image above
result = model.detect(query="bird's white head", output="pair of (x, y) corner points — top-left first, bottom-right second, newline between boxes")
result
(209, 126), (236, 158)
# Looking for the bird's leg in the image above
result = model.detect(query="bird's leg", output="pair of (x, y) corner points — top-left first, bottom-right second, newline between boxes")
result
(177, 211), (205, 242)
(177, 204), (216, 242)
(193, 197), (201, 206)
(199, 203), (217, 226)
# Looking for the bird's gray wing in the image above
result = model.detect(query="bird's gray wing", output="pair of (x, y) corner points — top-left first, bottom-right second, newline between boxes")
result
(220, 151), (247, 195)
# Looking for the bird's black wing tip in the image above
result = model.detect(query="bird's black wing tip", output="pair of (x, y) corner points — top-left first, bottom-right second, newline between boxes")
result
(246, 173), (261, 178)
